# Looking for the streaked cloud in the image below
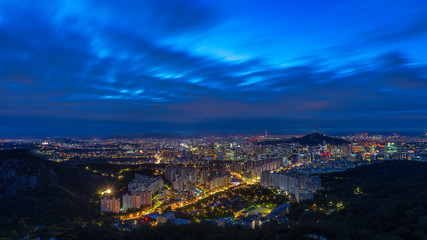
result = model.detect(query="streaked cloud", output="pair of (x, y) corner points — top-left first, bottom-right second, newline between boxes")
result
(0, 0), (426, 135)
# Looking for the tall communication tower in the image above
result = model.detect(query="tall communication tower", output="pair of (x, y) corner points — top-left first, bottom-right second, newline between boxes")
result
(315, 121), (320, 133)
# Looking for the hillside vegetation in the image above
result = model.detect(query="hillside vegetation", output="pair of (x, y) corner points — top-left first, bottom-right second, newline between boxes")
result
(0, 149), (107, 236)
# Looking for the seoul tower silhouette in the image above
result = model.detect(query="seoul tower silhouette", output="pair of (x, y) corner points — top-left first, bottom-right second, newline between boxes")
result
(315, 121), (320, 133)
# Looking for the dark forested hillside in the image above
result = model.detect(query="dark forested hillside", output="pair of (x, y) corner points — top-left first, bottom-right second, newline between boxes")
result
(288, 133), (350, 146)
(295, 160), (427, 239)
(0, 149), (106, 236)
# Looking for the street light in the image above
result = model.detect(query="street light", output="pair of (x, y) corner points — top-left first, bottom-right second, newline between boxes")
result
(101, 189), (112, 195)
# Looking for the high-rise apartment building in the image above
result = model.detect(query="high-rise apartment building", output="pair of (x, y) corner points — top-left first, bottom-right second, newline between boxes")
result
(122, 193), (142, 211)
(101, 197), (120, 214)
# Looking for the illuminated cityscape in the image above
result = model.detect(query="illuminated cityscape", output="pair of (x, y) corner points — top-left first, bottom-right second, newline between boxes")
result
(0, 0), (426, 239)
(1, 132), (426, 235)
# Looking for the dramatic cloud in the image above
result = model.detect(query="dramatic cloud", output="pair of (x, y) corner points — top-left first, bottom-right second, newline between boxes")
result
(0, 0), (426, 136)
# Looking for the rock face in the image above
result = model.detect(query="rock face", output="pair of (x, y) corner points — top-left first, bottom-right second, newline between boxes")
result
(0, 149), (104, 226)
(0, 150), (56, 198)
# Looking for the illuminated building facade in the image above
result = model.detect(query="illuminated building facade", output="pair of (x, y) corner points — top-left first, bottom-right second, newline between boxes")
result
(101, 197), (120, 214)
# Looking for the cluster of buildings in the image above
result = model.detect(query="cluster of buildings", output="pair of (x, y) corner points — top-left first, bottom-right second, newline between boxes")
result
(122, 192), (152, 211)
(128, 173), (164, 194)
(209, 174), (231, 190)
(261, 170), (321, 202)
(3, 132), (424, 165)
(100, 197), (120, 214)
(165, 165), (234, 192)
(155, 212), (191, 225)
(229, 159), (283, 178)
(101, 174), (164, 213)
(89, 133), (427, 219)
(165, 166), (197, 191)
(341, 134), (427, 162)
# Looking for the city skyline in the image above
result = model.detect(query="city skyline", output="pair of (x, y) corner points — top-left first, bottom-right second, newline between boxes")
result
(0, 0), (426, 136)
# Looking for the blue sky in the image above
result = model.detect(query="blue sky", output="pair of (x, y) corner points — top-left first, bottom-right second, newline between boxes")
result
(0, 0), (426, 136)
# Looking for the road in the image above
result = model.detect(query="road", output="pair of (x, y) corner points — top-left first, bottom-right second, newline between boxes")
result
(120, 178), (258, 220)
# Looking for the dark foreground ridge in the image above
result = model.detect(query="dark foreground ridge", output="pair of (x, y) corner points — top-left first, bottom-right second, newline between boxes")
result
(0, 149), (105, 233)
(308, 160), (427, 239)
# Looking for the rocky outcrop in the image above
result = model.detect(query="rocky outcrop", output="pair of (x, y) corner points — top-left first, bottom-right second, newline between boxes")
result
(0, 149), (104, 225)
(0, 151), (50, 198)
